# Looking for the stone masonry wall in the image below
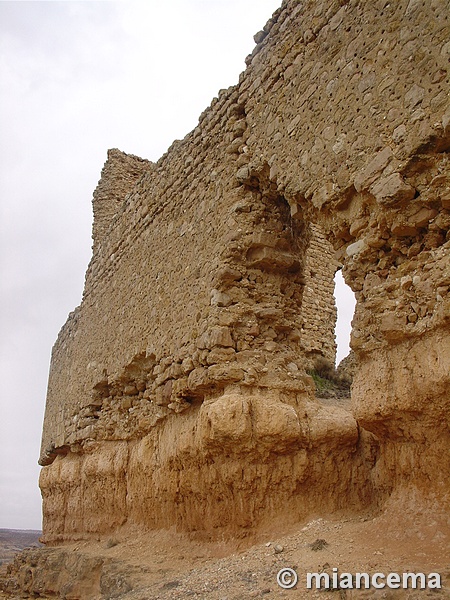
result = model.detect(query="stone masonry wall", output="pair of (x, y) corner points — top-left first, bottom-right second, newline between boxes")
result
(91, 149), (154, 253)
(40, 109), (338, 466)
(39, 0), (449, 541)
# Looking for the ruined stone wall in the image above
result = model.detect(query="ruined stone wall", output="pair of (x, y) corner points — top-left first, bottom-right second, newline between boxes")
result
(240, 0), (450, 511)
(91, 149), (154, 253)
(39, 0), (449, 541)
(301, 223), (337, 359)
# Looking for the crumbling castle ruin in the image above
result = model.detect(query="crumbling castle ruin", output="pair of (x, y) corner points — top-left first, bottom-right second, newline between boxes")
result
(39, 0), (449, 543)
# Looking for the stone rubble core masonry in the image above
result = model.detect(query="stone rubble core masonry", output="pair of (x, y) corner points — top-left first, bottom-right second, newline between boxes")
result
(39, 0), (449, 542)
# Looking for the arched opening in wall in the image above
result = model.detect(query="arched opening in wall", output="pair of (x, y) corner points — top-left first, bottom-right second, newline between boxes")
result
(238, 172), (347, 382)
(334, 269), (356, 366)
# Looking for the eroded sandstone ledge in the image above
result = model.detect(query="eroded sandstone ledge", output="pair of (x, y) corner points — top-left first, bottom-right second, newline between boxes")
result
(37, 0), (449, 548)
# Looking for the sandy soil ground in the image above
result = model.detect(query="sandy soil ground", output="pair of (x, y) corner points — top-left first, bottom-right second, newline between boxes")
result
(3, 504), (447, 599)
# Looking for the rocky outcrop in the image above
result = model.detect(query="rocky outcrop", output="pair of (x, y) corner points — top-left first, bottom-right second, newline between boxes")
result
(37, 0), (449, 550)
(39, 397), (379, 542)
(1, 547), (136, 599)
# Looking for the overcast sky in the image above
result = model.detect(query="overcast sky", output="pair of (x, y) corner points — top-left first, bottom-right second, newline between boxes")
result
(0, 0), (355, 531)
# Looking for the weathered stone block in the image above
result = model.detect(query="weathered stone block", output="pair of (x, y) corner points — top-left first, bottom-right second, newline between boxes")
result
(354, 147), (394, 192)
(370, 173), (416, 206)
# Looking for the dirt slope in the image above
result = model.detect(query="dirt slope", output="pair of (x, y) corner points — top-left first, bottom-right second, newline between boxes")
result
(2, 507), (448, 599)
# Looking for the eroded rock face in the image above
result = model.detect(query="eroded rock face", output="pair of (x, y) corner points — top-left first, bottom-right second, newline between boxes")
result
(1, 547), (135, 599)
(39, 0), (449, 544)
(40, 392), (379, 542)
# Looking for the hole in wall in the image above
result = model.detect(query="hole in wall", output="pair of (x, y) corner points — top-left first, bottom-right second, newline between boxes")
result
(334, 269), (356, 366)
